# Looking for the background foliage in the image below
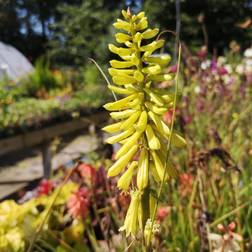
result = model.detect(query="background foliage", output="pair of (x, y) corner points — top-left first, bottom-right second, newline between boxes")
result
(0, 0), (252, 66)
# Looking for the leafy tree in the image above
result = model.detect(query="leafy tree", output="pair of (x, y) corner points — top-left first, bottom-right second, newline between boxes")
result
(49, 0), (124, 66)
(0, 0), (78, 60)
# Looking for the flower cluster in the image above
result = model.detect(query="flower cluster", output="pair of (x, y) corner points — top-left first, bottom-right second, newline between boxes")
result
(209, 222), (242, 252)
(67, 187), (90, 219)
(103, 9), (186, 237)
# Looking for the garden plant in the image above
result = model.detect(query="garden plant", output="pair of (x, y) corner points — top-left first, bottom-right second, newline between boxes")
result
(0, 7), (252, 252)
(102, 8), (186, 250)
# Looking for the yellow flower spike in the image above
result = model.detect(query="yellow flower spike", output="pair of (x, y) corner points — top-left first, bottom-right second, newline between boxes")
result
(103, 9), (186, 240)
(105, 128), (134, 144)
(115, 132), (142, 159)
(141, 28), (159, 39)
(110, 109), (135, 120)
(137, 148), (149, 190)
(102, 121), (122, 133)
(119, 190), (142, 236)
(145, 124), (161, 150)
(108, 145), (138, 177)
(117, 161), (138, 191)
(120, 110), (141, 130)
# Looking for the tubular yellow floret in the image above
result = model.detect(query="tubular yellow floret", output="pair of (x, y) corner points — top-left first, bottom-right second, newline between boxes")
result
(115, 132), (142, 159)
(103, 93), (138, 111)
(136, 110), (148, 132)
(151, 150), (167, 181)
(145, 124), (161, 150)
(108, 84), (134, 95)
(117, 161), (138, 191)
(102, 121), (122, 133)
(120, 110), (141, 130)
(112, 75), (137, 85)
(113, 19), (131, 32)
(141, 28), (159, 39)
(137, 148), (149, 190)
(108, 145), (138, 177)
(110, 109), (135, 120)
(105, 128), (134, 144)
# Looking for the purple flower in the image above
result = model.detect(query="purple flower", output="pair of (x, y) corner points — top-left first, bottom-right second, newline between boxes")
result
(211, 59), (217, 71)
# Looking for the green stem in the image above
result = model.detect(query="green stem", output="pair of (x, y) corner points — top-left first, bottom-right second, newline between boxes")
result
(147, 43), (182, 246)
(89, 58), (117, 101)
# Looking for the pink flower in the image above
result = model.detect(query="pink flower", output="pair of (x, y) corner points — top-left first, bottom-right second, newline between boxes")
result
(163, 108), (173, 125)
(67, 187), (90, 219)
(218, 67), (228, 76)
(37, 179), (54, 196)
(157, 206), (171, 222)
(169, 64), (177, 73)
(77, 163), (97, 186)
(179, 173), (194, 197)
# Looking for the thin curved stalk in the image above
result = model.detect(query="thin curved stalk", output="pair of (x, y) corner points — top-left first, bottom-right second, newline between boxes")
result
(89, 58), (117, 101)
(147, 43), (182, 246)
